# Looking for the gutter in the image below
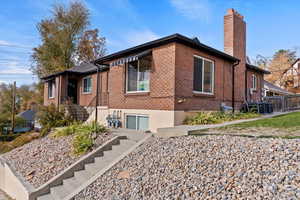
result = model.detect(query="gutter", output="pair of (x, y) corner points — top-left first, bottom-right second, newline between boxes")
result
(232, 60), (240, 112)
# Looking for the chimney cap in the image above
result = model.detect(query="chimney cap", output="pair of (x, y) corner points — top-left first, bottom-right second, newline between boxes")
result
(226, 8), (244, 20)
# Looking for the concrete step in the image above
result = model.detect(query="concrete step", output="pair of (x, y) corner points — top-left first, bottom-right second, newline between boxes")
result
(50, 184), (70, 200)
(37, 194), (56, 200)
(63, 177), (81, 191)
(73, 170), (93, 183)
(36, 138), (139, 200)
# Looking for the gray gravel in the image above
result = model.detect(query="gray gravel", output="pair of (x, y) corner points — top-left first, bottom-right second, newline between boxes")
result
(75, 135), (300, 200)
(2, 132), (114, 188)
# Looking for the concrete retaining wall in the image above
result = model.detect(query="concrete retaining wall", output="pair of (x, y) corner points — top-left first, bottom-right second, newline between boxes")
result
(0, 158), (33, 200)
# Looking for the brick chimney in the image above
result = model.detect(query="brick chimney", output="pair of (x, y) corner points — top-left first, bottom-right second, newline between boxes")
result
(224, 8), (246, 105)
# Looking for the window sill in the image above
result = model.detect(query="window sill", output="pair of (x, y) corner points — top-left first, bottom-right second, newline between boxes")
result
(48, 97), (55, 99)
(82, 92), (92, 95)
(192, 92), (215, 98)
(125, 92), (150, 96)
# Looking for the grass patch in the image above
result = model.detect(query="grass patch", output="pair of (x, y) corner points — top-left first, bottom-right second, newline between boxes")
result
(183, 111), (260, 125)
(229, 112), (300, 129)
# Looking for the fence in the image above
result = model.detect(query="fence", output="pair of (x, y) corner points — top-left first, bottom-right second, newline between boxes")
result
(263, 95), (300, 112)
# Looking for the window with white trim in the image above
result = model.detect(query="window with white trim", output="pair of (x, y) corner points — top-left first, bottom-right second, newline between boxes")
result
(126, 58), (151, 93)
(126, 114), (149, 131)
(252, 74), (257, 90)
(83, 77), (92, 93)
(48, 80), (55, 99)
(193, 56), (214, 94)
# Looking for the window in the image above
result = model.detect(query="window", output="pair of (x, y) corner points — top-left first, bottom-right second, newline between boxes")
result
(83, 77), (92, 93)
(252, 74), (257, 90)
(126, 58), (151, 93)
(126, 115), (149, 131)
(193, 56), (214, 94)
(48, 80), (55, 99)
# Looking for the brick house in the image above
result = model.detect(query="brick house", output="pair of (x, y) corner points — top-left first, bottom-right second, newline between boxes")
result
(42, 9), (270, 132)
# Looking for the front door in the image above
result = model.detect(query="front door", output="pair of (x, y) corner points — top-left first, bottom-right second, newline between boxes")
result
(68, 79), (78, 104)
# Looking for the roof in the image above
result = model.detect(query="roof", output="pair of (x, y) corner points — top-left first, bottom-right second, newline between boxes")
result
(246, 64), (270, 74)
(95, 33), (239, 64)
(17, 110), (36, 122)
(264, 80), (294, 95)
(41, 63), (108, 80)
(42, 33), (239, 80)
(291, 58), (300, 67)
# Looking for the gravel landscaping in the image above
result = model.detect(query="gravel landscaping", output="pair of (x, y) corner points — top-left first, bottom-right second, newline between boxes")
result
(2, 132), (114, 188)
(194, 126), (300, 138)
(75, 135), (300, 200)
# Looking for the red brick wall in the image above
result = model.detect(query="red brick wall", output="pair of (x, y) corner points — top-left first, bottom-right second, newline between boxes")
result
(246, 70), (263, 102)
(44, 76), (60, 106)
(224, 9), (247, 106)
(78, 72), (108, 106)
(174, 43), (233, 111)
(107, 43), (176, 110)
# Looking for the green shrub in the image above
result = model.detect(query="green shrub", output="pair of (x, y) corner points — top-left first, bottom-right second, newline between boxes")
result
(51, 122), (81, 138)
(72, 131), (93, 155)
(72, 122), (107, 155)
(184, 111), (260, 125)
(37, 104), (74, 136)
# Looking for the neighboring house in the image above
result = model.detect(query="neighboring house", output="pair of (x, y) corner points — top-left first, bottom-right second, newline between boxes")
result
(282, 58), (300, 94)
(263, 80), (294, 96)
(42, 9), (270, 132)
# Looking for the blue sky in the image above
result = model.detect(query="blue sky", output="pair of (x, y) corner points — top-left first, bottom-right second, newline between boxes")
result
(1, 0), (300, 86)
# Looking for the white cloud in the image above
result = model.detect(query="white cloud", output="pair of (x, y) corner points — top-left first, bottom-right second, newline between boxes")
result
(0, 61), (31, 74)
(107, 30), (160, 52)
(0, 40), (32, 49)
(125, 30), (160, 46)
(170, 0), (211, 21)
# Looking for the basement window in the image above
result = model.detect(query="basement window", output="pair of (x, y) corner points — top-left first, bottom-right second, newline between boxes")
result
(83, 77), (92, 94)
(48, 79), (55, 99)
(193, 55), (214, 94)
(126, 114), (149, 131)
(126, 57), (151, 93)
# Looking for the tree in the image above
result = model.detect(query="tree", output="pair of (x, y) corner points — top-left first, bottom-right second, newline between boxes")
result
(76, 29), (106, 63)
(31, 1), (106, 78)
(253, 54), (270, 70)
(265, 49), (297, 87)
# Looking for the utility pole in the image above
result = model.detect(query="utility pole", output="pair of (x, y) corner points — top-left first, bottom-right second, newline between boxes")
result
(11, 81), (16, 134)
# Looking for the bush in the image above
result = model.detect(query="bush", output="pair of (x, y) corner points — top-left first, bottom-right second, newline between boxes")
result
(50, 122), (108, 155)
(37, 104), (74, 136)
(184, 111), (260, 125)
(72, 131), (93, 155)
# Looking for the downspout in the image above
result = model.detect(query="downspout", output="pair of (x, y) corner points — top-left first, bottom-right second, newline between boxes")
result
(57, 76), (61, 110)
(245, 68), (248, 102)
(95, 66), (100, 123)
(232, 60), (240, 112)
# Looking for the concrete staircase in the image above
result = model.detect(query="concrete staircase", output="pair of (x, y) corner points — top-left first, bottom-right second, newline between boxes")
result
(36, 138), (136, 200)
(64, 104), (90, 121)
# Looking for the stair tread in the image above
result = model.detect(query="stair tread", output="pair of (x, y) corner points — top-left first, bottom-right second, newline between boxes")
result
(37, 194), (56, 200)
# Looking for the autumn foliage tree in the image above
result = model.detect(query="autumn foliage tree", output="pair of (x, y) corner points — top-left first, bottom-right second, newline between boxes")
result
(31, 1), (106, 78)
(265, 49), (297, 87)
